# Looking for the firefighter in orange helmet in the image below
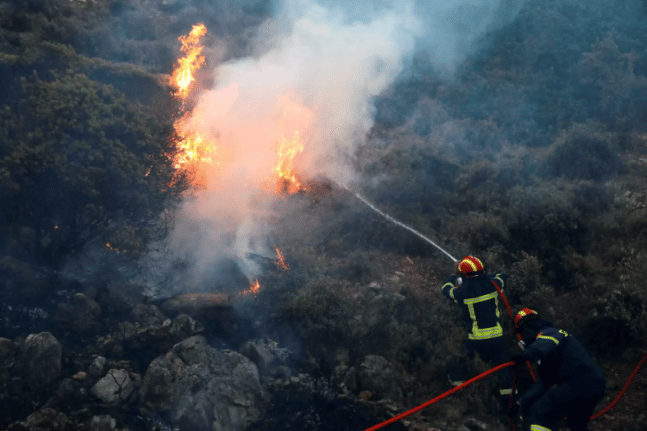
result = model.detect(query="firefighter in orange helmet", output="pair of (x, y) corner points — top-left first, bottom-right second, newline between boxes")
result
(441, 256), (514, 406)
(509, 308), (606, 431)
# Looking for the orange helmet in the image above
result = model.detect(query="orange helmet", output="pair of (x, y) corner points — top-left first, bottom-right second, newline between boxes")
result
(514, 308), (539, 328)
(457, 256), (484, 277)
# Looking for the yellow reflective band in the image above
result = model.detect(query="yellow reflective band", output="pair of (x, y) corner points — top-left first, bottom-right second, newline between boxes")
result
(464, 291), (502, 340)
(530, 426), (552, 431)
(494, 275), (505, 289)
(463, 260), (478, 272)
(500, 388), (512, 395)
(468, 324), (503, 340)
(463, 291), (499, 305)
(537, 335), (560, 345)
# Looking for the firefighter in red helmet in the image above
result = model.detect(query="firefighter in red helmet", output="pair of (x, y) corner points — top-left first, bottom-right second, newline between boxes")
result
(509, 308), (606, 431)
(441, 256), (514, 408)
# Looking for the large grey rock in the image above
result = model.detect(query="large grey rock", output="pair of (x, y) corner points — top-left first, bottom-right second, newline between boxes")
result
(54, 293), (101, 331)
(91, 369), (135, 405)
(358, 355), (404, 400)
(140, 335), (265, 431)
(22, 332), (62, 391)
(239, 339), (289, 377)
(122, 313), (204, 355)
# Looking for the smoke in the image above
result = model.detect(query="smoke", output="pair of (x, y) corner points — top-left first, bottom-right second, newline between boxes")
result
(164, 0), (523, 292)
(412, 0), (525, 75)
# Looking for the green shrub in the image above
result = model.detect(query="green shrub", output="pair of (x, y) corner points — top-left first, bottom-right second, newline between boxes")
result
(544, 123), (621, 181)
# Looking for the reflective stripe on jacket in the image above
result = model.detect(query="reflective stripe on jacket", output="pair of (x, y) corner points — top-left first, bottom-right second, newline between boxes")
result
(441, 273), (507, 340)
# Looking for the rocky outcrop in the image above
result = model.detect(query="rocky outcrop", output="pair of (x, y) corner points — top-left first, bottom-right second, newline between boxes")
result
(160, 293), (236, 333)
(91, 369), (135, 405)
(21, 332), (62, 392)
(140, 335), (265, 431)
(358, 354), (405, 400)
(54, 293), (101, 332)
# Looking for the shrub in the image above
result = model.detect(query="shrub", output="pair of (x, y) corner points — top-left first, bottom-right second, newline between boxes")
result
(544, 123), (622, 181)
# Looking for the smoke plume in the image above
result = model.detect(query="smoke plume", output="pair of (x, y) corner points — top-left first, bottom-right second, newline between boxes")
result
(165, 0), (522, 292)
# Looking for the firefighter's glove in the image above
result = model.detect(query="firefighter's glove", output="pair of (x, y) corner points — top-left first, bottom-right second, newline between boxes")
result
(508, 401), (521, 419)
(511, 354), (526, 365)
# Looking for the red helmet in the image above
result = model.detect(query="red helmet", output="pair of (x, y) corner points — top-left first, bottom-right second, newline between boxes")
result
(457, 256), (484, 277)
(514, 308), (539, 328)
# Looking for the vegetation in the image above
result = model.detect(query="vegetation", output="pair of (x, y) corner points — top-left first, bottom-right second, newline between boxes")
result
(1, 0), (647, 429)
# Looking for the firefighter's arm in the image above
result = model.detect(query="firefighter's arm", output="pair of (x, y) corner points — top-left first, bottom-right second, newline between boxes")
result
(441, 275), (460, 302)
(492, 273), (507, 293)
(523, 328), (567, 362)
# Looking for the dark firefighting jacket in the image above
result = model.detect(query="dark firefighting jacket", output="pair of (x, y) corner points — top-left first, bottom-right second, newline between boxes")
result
(441, 273), (507, 340)
(518, 324), (606, 407)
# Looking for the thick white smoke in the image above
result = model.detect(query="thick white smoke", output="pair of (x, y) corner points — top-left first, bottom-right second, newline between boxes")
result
(165, 0), (523, 292)
(166, 0), (421, 291)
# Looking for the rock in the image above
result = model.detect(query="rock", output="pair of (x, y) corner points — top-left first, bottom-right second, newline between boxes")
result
(22, 332), (62, 392)
(20, 407), (68, 431)
(140, 335), (265, 431)
(130, 304), (168, 325)
(54, 293), (101, 331)
(358, 355), (404, 400)
(239, 339), (281, 377)
(97, 282), (145, 314)
(46, 378), (87, 409)
(72, 371), (87, 380)
(90, 415), (117, 431)
(160, 292), (232, 314)
(0, 337), (16, 359)
(91, 369), (135, 405)
(160, 293), (236, 333)
(121, 313), (204, 360)
(168, 313), (205, 340)
(88, 356), (108, 379)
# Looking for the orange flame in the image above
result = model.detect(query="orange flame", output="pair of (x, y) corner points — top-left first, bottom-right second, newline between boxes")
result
(106, 242), (122, 253)
(274, 131), (304, 193)
(240, 279), (261, 297)
(272, 98), (313, 193)
(275, 247), (288, 270)
(170, 23), (216, 182)
(171, 23), (207, 99)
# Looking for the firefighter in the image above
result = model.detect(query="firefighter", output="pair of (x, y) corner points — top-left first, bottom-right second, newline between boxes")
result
(509, 308), (606, 431)
(441, 256), (514, 403)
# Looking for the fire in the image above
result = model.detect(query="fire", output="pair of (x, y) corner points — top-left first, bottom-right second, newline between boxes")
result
(275, 247), (288, 270)
(272, 98), (313, 193)
(105, 242), (122, 253)
(274, 131), (304, 193)
(171, 23), (207, 99)
(170, 23), (215, 180)
(240, 279), (261, 297)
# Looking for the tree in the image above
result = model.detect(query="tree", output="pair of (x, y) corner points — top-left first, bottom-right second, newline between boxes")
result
(0, 70), (188, 268)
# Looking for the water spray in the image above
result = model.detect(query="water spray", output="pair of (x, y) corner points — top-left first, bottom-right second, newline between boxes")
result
(339, 185), (457, 262)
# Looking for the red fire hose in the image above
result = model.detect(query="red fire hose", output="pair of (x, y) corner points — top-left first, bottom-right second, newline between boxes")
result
(363, 362), (516, 431)
(491, 281), (537, 382)
(363, 353), (647, 431)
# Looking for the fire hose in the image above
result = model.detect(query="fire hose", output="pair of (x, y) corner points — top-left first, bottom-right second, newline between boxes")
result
(346, 190), (647, 430)
(363, 353), (647, 431)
